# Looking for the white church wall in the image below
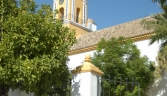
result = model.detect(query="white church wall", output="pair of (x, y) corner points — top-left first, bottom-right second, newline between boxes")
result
(68, 39), (160, 69)
(8, 89), (21, 96)
(147, 75), (167, 96)
(134, 40), (167, 96)
(68, 50), (96, 69)
(134, 39), (160, 62)
(69, 39), (166, 96)
(8, 89), (33, 96)
(20, 91), (34, 96)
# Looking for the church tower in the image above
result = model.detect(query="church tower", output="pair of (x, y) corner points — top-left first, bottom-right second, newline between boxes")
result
(53, 0), (97, 37)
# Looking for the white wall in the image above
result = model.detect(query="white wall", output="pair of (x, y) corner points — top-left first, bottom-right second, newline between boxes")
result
(68, 50), (96, 69)
(134, 39), (160, 63)
(69, 39), (160, 69)
(21, 91), (34, 96)
(8, 89), (33, 96)
(8, 89), (20, 96)
(147, 75), (167, 96)
(134, 40), (167, 96)
(69, 39), (167, 96)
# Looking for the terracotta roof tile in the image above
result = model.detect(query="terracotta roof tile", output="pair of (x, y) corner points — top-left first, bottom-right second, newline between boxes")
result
(70, 17), (153, 51)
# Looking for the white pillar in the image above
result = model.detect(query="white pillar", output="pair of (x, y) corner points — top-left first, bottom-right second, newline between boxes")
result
(53, 0), (56, 19)
(83, 1), (85, 25)
(71, 0), (75, 21)
(53, 0), (56, 12)
(71, 54), (104, 96)
(83, 0), (88, 26)
(65, 0), (69, 20)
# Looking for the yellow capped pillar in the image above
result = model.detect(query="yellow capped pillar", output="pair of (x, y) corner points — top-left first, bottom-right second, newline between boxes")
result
(71, 54), (104, 96)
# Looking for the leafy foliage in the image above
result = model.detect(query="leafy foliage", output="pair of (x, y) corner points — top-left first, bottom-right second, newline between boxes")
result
(141, 0), (167, 49)
(141, 0), (167, 83)
(152, 0), (166, 5)
(92, 37), (154, 96)
(154, 45), (167, 80)
(0, 0), (76, 96)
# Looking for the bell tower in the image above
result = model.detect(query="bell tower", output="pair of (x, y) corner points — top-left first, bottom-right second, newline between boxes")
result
(53, 0), (97, 37)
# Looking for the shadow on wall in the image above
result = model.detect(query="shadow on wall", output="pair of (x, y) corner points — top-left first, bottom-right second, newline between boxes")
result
(8, 89), (34, 96)
(147, 75), (167, 96)
(20, 91), (34, 96)
(8, 89), (21, 96)
(71, 74), (81, 96)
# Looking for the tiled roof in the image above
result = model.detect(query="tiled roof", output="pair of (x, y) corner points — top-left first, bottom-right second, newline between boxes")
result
(70, 17), (154, 51)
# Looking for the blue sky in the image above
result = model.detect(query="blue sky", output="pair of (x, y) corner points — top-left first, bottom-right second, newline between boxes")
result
(35, 0), (162, 30)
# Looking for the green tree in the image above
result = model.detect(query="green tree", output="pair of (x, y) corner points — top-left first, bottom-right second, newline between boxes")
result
(141, 0), (167, 48)
(153, 46), (167, 80)
(0, 0), (76, 96)
(0, 0), (18, 34)
(141, 0), (167, 81)
(152, 0), (166, 5)
(92, 37), (154, 96)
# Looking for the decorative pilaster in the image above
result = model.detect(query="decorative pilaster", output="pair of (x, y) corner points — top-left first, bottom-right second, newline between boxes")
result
(53, 0), (57, 18)
(71, 0), (75, 21)
(65, 0), (68, 19)
(53, 0), (56, 12)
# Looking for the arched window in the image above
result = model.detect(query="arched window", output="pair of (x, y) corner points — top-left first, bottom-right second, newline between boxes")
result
(59, 7), (64, 21)
(76, 8), (80, 23)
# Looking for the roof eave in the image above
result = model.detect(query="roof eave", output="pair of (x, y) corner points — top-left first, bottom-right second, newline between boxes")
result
(68, 32), (155, 56)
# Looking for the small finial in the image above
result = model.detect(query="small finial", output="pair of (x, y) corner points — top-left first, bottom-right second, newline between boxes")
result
(84, 54), (91, 62)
